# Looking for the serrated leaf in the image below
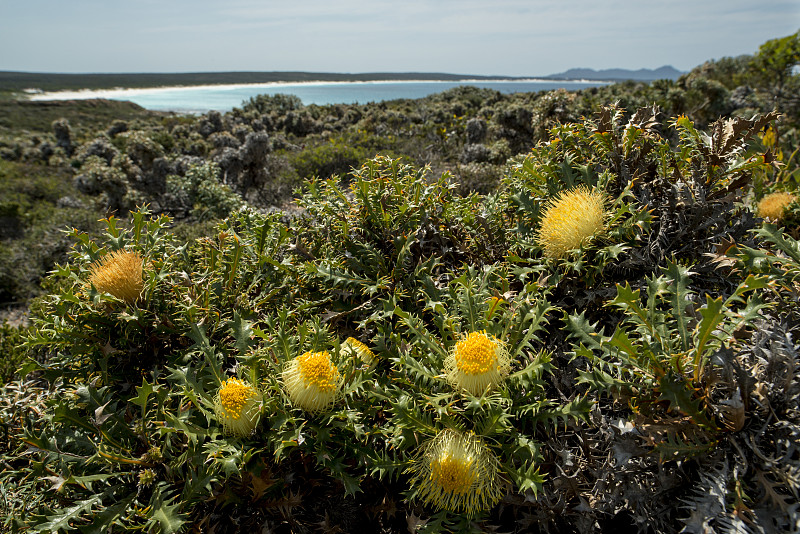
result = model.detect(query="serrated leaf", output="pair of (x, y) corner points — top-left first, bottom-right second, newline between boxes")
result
(505, 299), (553, 358)
(364, 449), (403, 481)
(162, 412), (213, 443)
(473, 403), (514, 437)
(607, 327), (639, 361)
(306, 262), (387, 294)
(692, 295), (725, 381)
(505, 460), (545, 495)
(129, 377), (158, 410)
(34, 495), (102, 532)
(730, 273), (770, 298)
(527, 396), (593, 428)
(97, 446), (147, 466)
(394, 307), (447, 361)
(147, 486), (186, 534)
(53, 405), (97, 435)
(656, 373), (714, 429)
(229, 311), (254, 354)
(755, 223), (800, 264)
(187, 323), (212, 355)
(654, 430), (717, 460)
(187, 323), (222, 385)
(399, 353), (441, 388)
(389, 395), (437, 437)
(610, 283), (649, 328)
(664, 261), (693, 351)
(564, 311), (605, 352)
(508, 351), (552, 389)
(79, 495), (136, 534)
(576, 368), (625, 391)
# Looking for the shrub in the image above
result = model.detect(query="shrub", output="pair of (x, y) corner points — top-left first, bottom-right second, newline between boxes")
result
(165, 161), (243, 221)
(241, 93), (303, 115)
(0, 320), (29, 385)
(288, 137), (370, 180)
(73, 155), (131, 212)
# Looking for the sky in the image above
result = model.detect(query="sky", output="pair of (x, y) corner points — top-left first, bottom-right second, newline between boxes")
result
(1, 0), (798, 76)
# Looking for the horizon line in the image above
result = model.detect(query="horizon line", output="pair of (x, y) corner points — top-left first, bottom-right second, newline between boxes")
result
(0, 66), (683, 77)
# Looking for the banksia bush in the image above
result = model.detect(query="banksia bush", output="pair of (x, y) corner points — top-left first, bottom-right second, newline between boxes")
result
(537, 185), (606, 258)
(757, 191), (795, 221)
(282, 350), (342, 414)
(444, 331), (511, 395)
(407, 429), (504, 516)
(87, 249), (144, 303)
(214, 377), (262, 437)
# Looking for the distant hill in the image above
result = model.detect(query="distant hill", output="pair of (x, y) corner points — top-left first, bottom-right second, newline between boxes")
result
(545, 66), (683, 81)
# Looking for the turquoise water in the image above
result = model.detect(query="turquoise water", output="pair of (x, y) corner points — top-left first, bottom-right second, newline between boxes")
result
(34, 80), (610, 113)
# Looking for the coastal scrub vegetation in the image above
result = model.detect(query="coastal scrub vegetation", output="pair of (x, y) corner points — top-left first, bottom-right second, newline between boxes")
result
(0, 31), (799, 533)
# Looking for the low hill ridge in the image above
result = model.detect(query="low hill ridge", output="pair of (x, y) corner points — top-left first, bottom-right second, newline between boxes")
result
(546, 65), (683, 81)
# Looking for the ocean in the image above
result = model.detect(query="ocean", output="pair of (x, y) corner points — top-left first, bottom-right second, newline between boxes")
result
(30, 79), (611, 113)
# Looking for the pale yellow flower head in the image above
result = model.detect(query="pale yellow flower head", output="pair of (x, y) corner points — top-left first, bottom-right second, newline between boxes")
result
(342, 337), (376, 365)
(444, 331), (511, 396)
(757, 191), (795, 221)
(213, 377), (261, 437)
(88, 249), (144, 304)
(537, 185), (606, 258)
(282, 351), (342, 414)
(407, 429), (503, 516)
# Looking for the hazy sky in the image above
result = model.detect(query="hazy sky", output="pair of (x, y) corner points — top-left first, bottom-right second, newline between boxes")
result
(2, 0), (798, 76)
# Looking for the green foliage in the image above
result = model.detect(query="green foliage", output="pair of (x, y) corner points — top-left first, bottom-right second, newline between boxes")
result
(166, 161), (243, 221)
(296, 155), (508, 326)
(241, 93), (303, 115)
(74, 155), (130, 211)
(0, 159), (100, 304)
(750, 30), (800, 100)
(0, 320), (30, 384)
(0, 99), (154, 133)
(287, 135), (372, 180)
(729, 222), (800, 288)
(567, 261), (767, 451)
(9, 207), (300, 532)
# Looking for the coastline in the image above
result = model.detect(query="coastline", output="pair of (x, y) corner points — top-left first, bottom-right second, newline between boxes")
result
(28, 78), (610, 102)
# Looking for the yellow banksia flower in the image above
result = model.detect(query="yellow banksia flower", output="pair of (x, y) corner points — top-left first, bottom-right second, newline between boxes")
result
(444, 331), (511, 396)
(757, 191), (795, 221)
(537, 185), (606, 258)
(88, 249), (144, 304)
(282, 351), (342, 414)
(342, 337), (376, 365)
(407, 429), (503, 516)
(213, 377), (261, 437)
